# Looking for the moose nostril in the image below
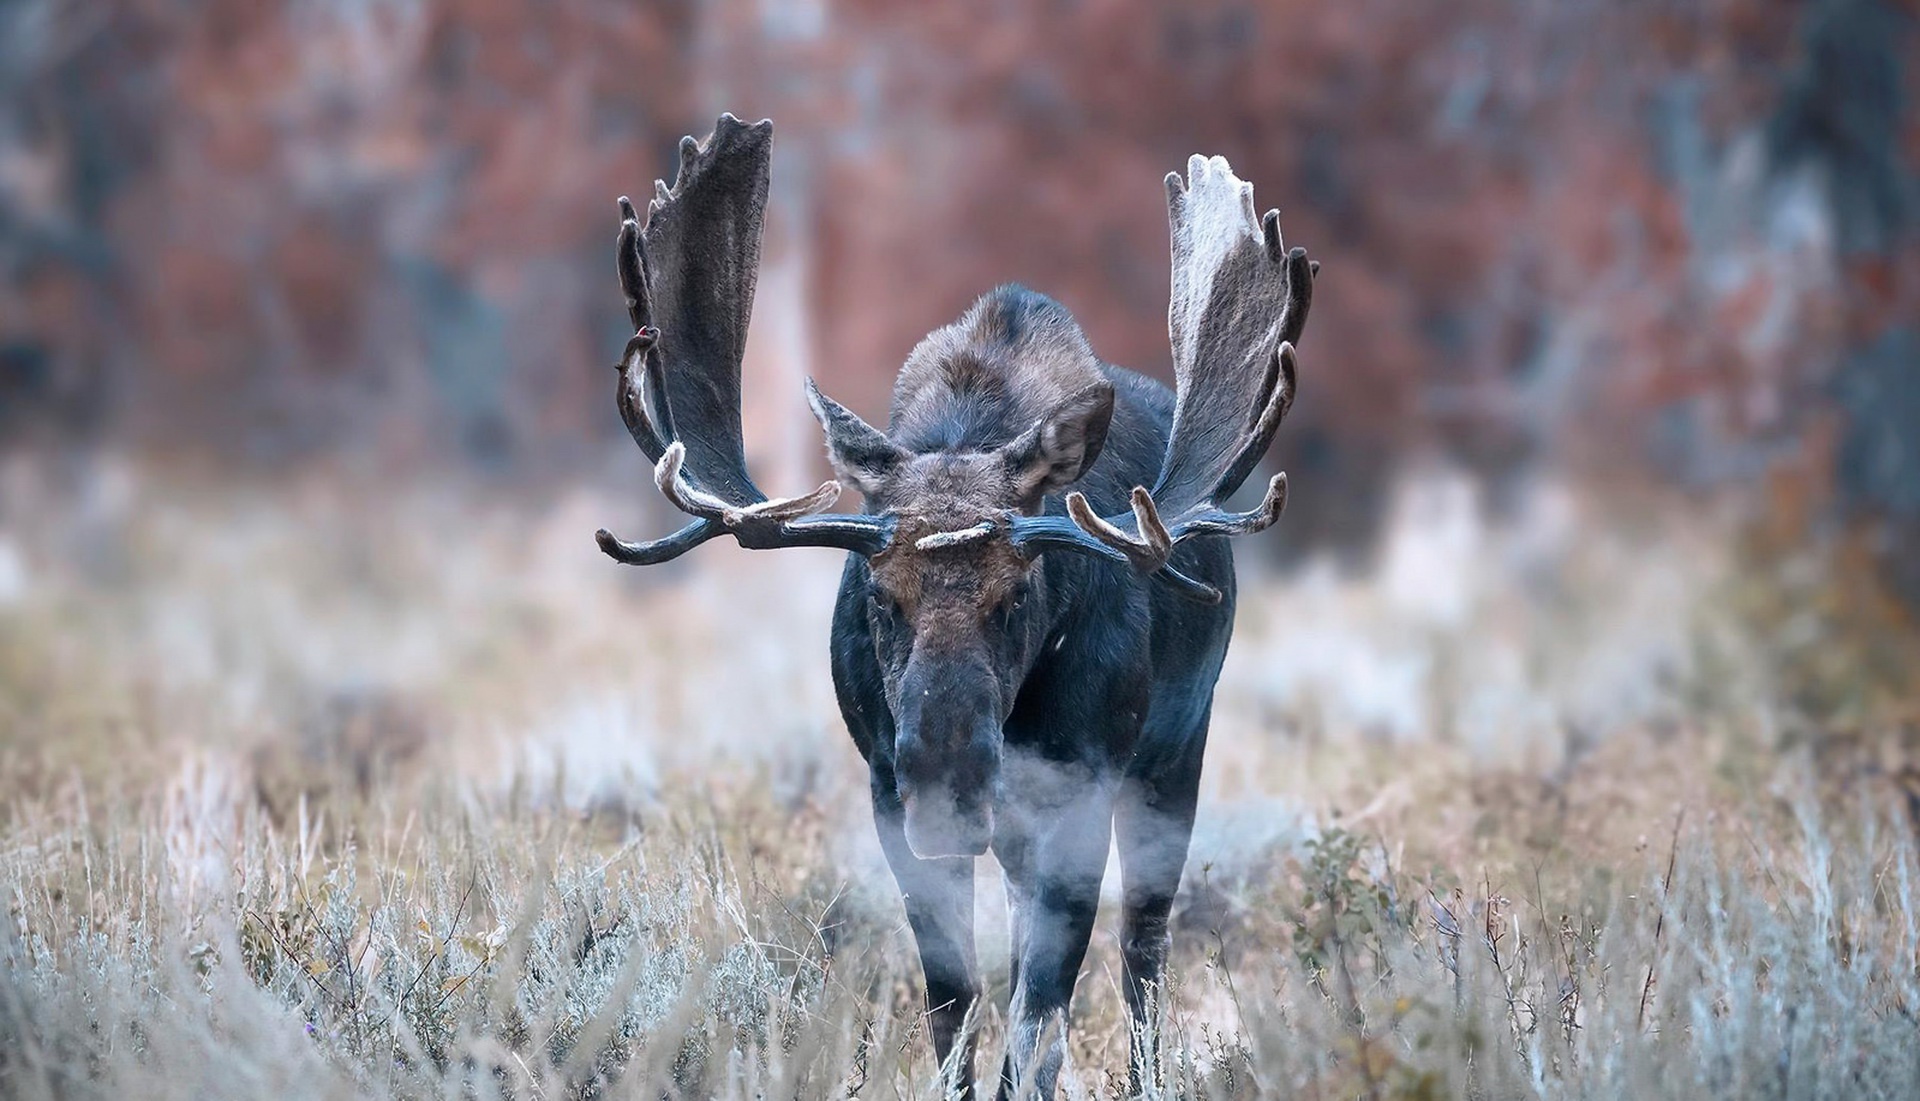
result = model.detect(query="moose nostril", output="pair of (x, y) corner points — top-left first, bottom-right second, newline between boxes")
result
(895, 753), (933, 793)
(895, 725), (1000, 804)
(893, 732), (943, 791)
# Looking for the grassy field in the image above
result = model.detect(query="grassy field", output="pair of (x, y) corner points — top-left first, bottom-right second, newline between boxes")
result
(2, 456), (1917, 1099)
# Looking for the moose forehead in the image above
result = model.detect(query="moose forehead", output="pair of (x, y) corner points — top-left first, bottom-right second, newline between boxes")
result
(866, 451), (1029, 619)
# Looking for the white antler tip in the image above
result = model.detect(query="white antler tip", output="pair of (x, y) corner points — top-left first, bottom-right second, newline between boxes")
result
(651, 441), (686, 491)
(797, 480), (844, 514)
(1129, 486), (1171, 550)
(915, 521), (996, 552)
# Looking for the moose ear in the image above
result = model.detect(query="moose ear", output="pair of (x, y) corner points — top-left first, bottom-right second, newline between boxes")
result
(806, 378), (906, 497)
(1004, 380), (1115, 505)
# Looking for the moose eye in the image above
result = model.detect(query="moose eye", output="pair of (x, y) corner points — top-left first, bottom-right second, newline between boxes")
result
(868, 591), (904, 622)
(993, 585), (1030, 628)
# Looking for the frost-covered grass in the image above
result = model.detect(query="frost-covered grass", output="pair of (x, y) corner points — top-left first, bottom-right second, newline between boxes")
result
(1, 456), (1916, 1099)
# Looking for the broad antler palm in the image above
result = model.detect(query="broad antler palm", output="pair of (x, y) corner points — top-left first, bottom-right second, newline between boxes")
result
(1005, 155), (1316, 602)
(594, 115), (893, 563)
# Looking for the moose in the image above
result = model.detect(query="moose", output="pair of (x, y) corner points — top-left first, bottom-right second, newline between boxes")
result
(595, 115), (1314, 1097)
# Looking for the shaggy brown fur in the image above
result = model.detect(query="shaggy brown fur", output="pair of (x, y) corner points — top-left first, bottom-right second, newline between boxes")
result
(865, 452), (1031, 629)
(887, 286), (1107, 457)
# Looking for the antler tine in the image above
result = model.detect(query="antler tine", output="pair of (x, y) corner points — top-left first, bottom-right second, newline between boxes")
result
(1278, 245), (1314, 349)
(677, 134), (701, 185)
(1173, 472), (1289, 541)
(1066, 487), (1231, 602)
(916, 521), (998, 552)
(595, 518), (725, 565)
(613, 326), (665, 458)
(744, 480), (845, 523)
(1212, 341), (1298, 502)
(652, 440), (846, 529)
(1127, 472), (1289, 604)
(612, 202), (674, 456)
(1064, 487), (1173, 573)
(1043, 467), (1289, 602)
(1261, 208), (1284, 259)
(1249, 342), (1296, 447)
(615, 199), (651, 331)
(653, 441), (737, 518)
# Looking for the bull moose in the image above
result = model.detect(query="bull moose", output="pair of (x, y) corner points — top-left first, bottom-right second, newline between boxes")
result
(596, 115), (1314, 1097)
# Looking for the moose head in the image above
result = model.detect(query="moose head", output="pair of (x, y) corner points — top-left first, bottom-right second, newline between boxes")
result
(806, 297), (1118, 856)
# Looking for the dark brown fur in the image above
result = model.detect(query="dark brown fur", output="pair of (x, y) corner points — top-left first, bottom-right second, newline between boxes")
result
(866, 453), (1029, 627)
(889, 287), (1106, 457)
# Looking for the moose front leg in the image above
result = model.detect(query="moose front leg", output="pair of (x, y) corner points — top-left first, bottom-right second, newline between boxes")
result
(995, 778), (1114, 1100)
(871, 769), (981, 1096)
(1115, 762), (1202, 1094)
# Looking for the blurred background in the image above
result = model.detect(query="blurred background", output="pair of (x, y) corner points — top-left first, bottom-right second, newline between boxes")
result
(2, 0), (1914, 570)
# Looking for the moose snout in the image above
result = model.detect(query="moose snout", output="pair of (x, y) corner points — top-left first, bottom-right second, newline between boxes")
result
(894, 658), (1002, 859)
(896, 729), (999, 858)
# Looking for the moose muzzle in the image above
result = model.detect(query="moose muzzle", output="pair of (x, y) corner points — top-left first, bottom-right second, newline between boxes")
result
(894, 651), (1003, 858)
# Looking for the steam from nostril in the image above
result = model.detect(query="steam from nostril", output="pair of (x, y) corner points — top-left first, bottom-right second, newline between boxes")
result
(902, 791), (994, 859)
(895, 720), (1000, 859)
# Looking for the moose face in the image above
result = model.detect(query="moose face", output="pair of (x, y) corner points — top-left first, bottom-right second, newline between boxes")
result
(809, 382), (1116, 858)
(862, 456), (1048, 857)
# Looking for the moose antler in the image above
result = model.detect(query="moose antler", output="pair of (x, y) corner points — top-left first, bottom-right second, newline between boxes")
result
(595, 115), (895, 564)
(1008, 155), (1314, 602)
